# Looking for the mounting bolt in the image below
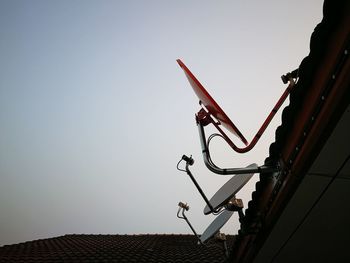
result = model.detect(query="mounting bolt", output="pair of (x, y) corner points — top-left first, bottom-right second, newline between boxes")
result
(226, 198), (244, 211)
(321, 96), (325, 100)
(345, 49), (348, 55)
(332, 74), (336, 79)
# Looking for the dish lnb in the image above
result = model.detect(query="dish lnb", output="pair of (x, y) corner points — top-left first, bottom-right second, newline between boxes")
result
(182, 155), (194, 166)
(178, 201), (189, 211)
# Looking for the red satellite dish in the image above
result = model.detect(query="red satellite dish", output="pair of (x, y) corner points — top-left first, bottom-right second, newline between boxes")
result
(177, 59), (248, 146)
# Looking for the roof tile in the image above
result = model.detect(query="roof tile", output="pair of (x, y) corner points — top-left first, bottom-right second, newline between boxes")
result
(0, 234), (234, 262)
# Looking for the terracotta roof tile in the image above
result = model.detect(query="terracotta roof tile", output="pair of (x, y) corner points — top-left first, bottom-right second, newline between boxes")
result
(0, 234), (234, 262)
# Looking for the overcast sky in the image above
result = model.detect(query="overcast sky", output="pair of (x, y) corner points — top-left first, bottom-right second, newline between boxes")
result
(0, 0), (323, 246)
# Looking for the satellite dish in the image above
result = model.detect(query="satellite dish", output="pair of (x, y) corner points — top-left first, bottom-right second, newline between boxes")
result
(176, 59), (248, 145)
(177, 59), (296, 160)
(204, 163), (258, 215)
(200, 210), (234, 243)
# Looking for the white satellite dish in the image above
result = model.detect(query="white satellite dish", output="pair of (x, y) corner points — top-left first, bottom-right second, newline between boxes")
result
(200, 210), (234, 243)
(203, 163), (258, 215)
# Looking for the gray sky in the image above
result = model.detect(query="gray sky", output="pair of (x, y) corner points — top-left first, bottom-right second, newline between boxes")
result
(0, 0), (323, 246)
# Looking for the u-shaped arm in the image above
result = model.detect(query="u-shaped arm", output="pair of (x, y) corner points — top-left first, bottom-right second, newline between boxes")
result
(197, 78), (295, 154)
(195, 78), (295, 175)
(197, 121), (278, 175)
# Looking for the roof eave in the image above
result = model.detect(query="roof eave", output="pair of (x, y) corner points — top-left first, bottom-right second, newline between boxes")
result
(228, 1), (350, 261)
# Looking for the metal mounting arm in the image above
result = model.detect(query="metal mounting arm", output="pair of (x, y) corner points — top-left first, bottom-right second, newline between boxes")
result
(197, 121), (278, 175)
(177, 202), (203, 245)
(177, 155), (220, 214)
(195, 76), (297, 175)
(197, 77), (296, 152)
(177, 202), (231, 258)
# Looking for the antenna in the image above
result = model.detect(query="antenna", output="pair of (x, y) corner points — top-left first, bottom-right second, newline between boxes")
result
(177, 202), (202, 244)
(175, 60), (298, 257)
(177, 155), (216, 213)
(177, 155), (256, 214)
(177, 201), (234, 257)
(176, 156), (252, 255)
(177, 59), (298, 175)
(203, 163), (257, 215)
(199, 210), (234, 243)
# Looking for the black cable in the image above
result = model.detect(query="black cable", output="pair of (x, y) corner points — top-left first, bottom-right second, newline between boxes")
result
(176, 158), (186, 172)
(207, 133), (225, 147)
(206, 133), (228, 169)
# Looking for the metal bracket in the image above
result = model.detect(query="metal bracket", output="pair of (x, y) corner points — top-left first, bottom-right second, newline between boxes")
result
(194, 76), (297, 175)
(225, 197), (245, 219)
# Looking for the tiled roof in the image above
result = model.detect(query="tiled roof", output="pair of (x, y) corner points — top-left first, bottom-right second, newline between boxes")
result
(229, 0), (350, 261)
(0, 234), (234, 263)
